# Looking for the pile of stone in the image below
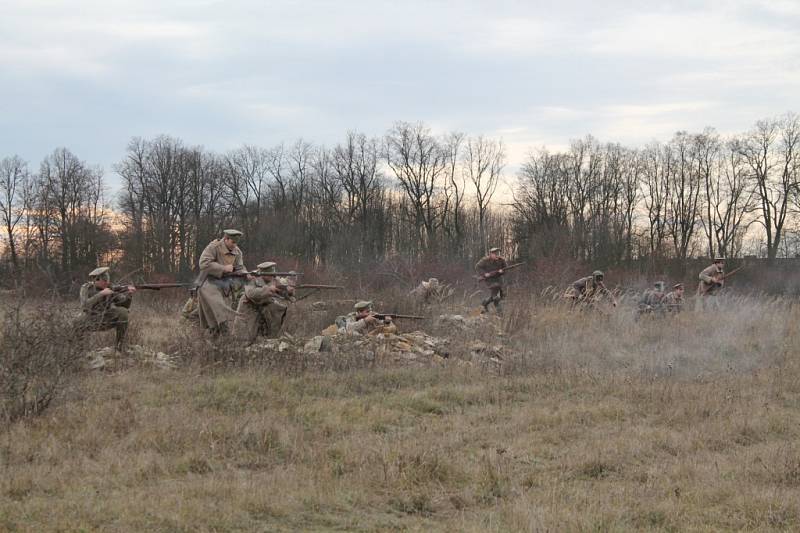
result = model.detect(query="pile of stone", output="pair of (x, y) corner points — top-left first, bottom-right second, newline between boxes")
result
(85, 345), (180, 370)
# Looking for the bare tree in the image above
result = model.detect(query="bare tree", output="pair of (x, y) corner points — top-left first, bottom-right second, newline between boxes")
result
(0, 156), (28, 272)
(668, 132), (703, 260)
(735, 116), (795, 260)
(464, 135), (505, 252)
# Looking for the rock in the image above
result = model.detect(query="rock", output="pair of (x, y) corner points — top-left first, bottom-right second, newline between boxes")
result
(438, 314), (466, 326)
(311, 301), (328, 311)
(303, 335), (331, 353)
(277, 341), (291, 353)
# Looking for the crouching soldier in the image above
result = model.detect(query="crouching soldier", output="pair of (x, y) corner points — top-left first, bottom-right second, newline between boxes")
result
(234, 262), (295, 343)
(336, 301), (397, 336)
(75, 267), (136, 350)
(566, 270), (617, 309)
(638, 281), (666, 315)
(662, 283), (685, 313)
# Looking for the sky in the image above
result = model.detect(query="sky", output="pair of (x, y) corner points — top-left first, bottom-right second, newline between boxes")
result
(1, 0), (798, 189)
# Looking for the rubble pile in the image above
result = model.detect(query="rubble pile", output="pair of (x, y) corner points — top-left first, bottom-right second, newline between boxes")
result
(85, 345), (180, 371)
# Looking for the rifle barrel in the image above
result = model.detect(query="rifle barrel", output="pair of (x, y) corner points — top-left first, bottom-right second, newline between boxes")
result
(297, 284), (342, 289)
(373, 313), (425, 320)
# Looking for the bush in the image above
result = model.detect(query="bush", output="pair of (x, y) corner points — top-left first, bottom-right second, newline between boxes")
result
(0, 299), (84, 424)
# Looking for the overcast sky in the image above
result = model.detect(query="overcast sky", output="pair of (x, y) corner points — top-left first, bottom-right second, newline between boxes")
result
(2, 0), (798, 186)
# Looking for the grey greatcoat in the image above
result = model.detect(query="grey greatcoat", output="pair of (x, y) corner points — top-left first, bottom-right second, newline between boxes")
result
(196, 238), (246, 330)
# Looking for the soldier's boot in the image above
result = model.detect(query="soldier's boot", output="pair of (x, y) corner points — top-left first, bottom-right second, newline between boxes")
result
(480, 296), (491, 314)
(115, 323), (128, 352)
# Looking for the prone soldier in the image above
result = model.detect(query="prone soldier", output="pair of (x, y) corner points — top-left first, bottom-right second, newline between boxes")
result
(335, 300), (397, 336)
(475, 247), (507, 314)
(75, 267), (137, 350)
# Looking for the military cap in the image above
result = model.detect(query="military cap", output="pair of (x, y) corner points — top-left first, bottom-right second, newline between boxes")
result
(428, 277), (439, 285)
(489, 247), (501, 254)
(713, 256), (725, 262)
(354, 300), (373, 311)
(256, 261), (277, 275)
(592, 270), (604, 278)
(673, 283), (684, 289)
(88, 266), (110, 280)
(223, 229), (243, 239)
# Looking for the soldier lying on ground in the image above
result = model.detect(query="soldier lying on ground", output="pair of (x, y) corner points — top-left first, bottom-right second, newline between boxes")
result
(195, 229), (251, 336)
(335, 300), (397, 336)
(233, 262), (296, 343)
(475, 247), (507, 314)
(75, 267), (137, 351)
(566, 270), (618, 309)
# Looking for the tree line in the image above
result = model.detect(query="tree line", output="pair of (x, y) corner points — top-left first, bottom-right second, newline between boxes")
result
(1, 114), (798, 286)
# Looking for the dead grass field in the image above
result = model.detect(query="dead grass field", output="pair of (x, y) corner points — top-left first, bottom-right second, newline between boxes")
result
(2, 291), (800, 531)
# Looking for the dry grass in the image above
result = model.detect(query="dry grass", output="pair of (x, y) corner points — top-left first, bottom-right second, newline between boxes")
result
(2, 290), (800, 531)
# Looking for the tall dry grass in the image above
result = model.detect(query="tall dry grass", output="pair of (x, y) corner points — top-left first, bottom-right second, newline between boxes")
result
(2, 287), (800, 531)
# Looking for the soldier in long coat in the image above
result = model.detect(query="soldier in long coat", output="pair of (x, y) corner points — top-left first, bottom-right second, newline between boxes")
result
(234, 262), (296, 343)
(196, 229), (249, 335)
(75, 267), (137, 350)
(475, 247), (508, 314)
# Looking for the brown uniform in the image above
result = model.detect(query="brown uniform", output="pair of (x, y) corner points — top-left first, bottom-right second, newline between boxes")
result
(196, 238), (246, 332)
(475, 255), (508, 312)
(662, 290), (684, 312)
(697, 263), (724, 296)
(336, 312), (398, 336)
(234, 278), (293, 342)
(76, 283), (133, 349)
(568, 276), (612, 304)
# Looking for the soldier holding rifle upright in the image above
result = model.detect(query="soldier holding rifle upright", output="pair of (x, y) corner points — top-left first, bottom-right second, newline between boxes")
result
(475, 247), (508, 315)
(196, 229), (251, 336)
(76, 266), (136, 351)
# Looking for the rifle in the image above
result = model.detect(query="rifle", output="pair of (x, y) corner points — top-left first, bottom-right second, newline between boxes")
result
(372, 312), (425, 320)
(296, 284), (343, 290)
(475, 262), (525, 281)
(222, 270), (303, 278)
(112, 283), (193, 292)
(722, 266), (744, 280)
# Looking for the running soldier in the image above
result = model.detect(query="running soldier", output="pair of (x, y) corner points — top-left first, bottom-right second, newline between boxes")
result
(475, 247), (507, 314)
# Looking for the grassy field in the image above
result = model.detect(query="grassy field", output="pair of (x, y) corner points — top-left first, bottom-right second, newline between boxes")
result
(2, 292), (800, 531)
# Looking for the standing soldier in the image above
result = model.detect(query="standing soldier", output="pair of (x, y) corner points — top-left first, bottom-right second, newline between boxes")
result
(566, 271), (617, 308)
(234, 262), (296, 343)
(196, 229), (250, 336)
(475, 247), (508, 314)
(662, 283), (685, 313)
(75, 267), (137, 350)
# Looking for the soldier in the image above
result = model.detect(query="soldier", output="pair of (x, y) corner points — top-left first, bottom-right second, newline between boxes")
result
(475, 247), (508, 314)
(75, 267), (137, 350)
(181, 287), (199, 321)
(662, 283), (685, 312)
(234, 262), (296, 343)
(409, 277), (452, 304)
(567, 270), (617, 308)
(698, 257), (725, 296)
(195, 229), (250, 336)
(336, 301), (397, 335)
(638, 281), (666, 315)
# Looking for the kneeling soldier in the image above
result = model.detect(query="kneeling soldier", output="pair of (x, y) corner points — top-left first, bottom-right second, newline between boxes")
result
(234, 262), (294, 343)
(76, 267), (136, 350)
(662, 283), (685, 312)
